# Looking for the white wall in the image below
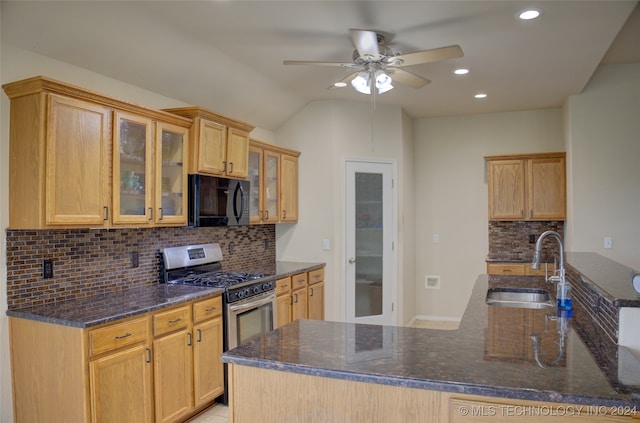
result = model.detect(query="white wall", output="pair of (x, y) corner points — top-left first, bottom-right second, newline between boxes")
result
(413, 109), (565, 319)
(565, 63), (640, 270)
(276, 99), (414, 323)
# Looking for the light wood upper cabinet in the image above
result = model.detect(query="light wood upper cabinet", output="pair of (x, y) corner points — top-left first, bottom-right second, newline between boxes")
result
(11, 93), (112, 228)
(528, 156), (566, 220)
(113, 113), (189, 226)
(280, 153), (299, 223)
(3, 76), (192, 229)
(486, 153), (566, 221)
(249, 138), (300, 224)
(155, 121), (189, 225)
(163, 106), (254, 179)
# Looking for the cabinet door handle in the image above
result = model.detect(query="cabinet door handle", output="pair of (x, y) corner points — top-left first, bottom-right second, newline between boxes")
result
(265, 210), (269, 220)
(283, 209), (287, 219)
(197, 329), (202, 343)
(148, 207), (153, 221)
(168, 317), (182, 324)
(229, 162), (234, 174)
(222, 161), (227, 172)
(158, 207), (163, 220)
(187, 332), (192, 347)
(146, 348), (152, 364)
(103, 206), (109, 221)
(115, 332), (131, 340)
(293, 293), (298, 303)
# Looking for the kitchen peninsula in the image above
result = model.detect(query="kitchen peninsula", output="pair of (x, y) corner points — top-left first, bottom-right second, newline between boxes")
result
(223, 256), (640, 422)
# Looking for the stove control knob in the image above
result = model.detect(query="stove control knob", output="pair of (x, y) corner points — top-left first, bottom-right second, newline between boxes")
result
(262, 283), (269, 291)
(253, 286), (261, 294)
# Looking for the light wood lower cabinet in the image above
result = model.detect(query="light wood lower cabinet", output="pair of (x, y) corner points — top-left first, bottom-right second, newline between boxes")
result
(8, 294), (223, 423)
(228, 365), (636, 422)
(153, 305), (193, 423)
(291, 272), (309, 322)
(275, 268), (325, 328)
(276, 277), (293, 328)
(308, 268), (325, 321)
(90, 343), (154, 423)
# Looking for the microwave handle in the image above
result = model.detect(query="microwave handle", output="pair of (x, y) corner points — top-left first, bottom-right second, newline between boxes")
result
(233, 182), (245, 221)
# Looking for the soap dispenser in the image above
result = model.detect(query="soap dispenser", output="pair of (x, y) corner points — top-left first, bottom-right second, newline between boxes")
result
(556, 281), (573, 318)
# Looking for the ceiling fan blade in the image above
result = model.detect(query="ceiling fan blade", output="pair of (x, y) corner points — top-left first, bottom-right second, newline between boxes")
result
(388, 68), (431, 89)
(327, 71), (360, 90)
(350, 29), (380, 59)
(387, 45), (463, 67)
(283, 60), (358, 68)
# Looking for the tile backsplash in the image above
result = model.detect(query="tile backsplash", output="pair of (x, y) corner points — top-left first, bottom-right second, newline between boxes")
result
(6, 225), (275, 309)
(487, 221), (564, 261)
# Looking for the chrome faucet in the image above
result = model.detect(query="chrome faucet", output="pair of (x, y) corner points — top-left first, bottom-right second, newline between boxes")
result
(532, 230), (565, 284)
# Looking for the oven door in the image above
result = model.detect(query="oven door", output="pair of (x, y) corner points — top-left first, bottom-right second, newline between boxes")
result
(226, 290), (276, 350)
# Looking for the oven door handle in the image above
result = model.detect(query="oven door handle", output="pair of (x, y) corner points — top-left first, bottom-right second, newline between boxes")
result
(228, 292), (275, 314)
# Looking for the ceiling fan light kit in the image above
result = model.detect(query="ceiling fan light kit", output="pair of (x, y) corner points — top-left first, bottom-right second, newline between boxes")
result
(284, 28), (464, 96)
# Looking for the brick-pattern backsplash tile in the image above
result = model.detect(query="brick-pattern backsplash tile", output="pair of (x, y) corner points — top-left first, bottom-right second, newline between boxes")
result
(6, 225), (275, 309)
(487, 221), (564, 261)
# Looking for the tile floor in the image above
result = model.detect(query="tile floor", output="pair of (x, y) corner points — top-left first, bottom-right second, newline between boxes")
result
(190, 320), (459, 422)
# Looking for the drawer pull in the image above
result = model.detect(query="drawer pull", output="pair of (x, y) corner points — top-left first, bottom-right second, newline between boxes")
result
(115, 332), (132, 340)
(205, 306), (217, 313)
(168, 318), (182, 324)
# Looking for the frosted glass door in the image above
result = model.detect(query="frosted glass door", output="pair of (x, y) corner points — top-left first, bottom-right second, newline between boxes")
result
(345, 160), (395, 325)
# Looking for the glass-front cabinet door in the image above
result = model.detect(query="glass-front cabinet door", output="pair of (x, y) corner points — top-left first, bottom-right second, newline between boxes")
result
(155, 122), (188, 225)
(263, 149), (280, 223)
(113, 112), (153, 225)
(248, 146), (263, 224)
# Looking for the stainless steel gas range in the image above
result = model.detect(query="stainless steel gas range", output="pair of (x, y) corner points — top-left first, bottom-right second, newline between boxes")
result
(161, 243), (277, 403)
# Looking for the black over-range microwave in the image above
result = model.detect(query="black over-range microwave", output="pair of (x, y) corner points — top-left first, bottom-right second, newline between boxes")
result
(188, 174), (250, 227)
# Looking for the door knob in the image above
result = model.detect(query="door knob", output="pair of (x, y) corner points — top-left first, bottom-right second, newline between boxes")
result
(348, 257), (356, 264)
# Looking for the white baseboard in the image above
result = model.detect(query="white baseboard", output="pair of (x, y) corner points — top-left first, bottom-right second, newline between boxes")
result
(413, 315), (462, 323)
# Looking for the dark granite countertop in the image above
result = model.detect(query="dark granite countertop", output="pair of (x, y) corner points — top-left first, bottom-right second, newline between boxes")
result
(6, 261), (325, 329)
(275, 261), (325, 278)
(566, 252), (640, 307)
(223, 274), (640, 408)
(6, 284), (225, 328)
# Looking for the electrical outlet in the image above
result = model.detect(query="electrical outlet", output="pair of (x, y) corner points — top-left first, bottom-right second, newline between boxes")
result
(130, 252), (139, 268)
(604, 237), (613, 249)
(43, 259), (53, 279)
(424, 275), (440, 289)
(529, 234), (536, 244)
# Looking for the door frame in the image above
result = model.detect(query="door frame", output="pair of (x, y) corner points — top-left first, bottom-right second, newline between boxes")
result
(343, 157), (398, 326)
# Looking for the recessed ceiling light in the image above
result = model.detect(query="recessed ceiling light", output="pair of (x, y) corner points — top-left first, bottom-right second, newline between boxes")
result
(334, 82), (347, 88)
(517, 8), (542, 20)
(474, 93), (488, 99)
(452, 68), (470, 76)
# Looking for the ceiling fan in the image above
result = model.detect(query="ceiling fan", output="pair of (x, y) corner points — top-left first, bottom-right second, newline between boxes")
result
(283, 29), (463, 95)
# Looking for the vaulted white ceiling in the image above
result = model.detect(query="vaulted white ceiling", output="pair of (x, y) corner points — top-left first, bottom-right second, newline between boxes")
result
(2, 1), (639, 131)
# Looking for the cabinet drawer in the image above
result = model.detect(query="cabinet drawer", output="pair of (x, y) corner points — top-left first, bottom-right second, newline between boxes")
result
(525, 263), (556, 276)
(193, 296), (222, 323)
(276, 277), (291, 296)
(154, 305), (191, 337)
(291, 273), (308, 290)
(90, 316), (150, 356)
(486, 263), (525, 275)
(308, 268), (324, 285)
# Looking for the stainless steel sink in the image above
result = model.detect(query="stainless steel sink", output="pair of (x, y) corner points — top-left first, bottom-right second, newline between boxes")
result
(486, 287), (554, 309)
